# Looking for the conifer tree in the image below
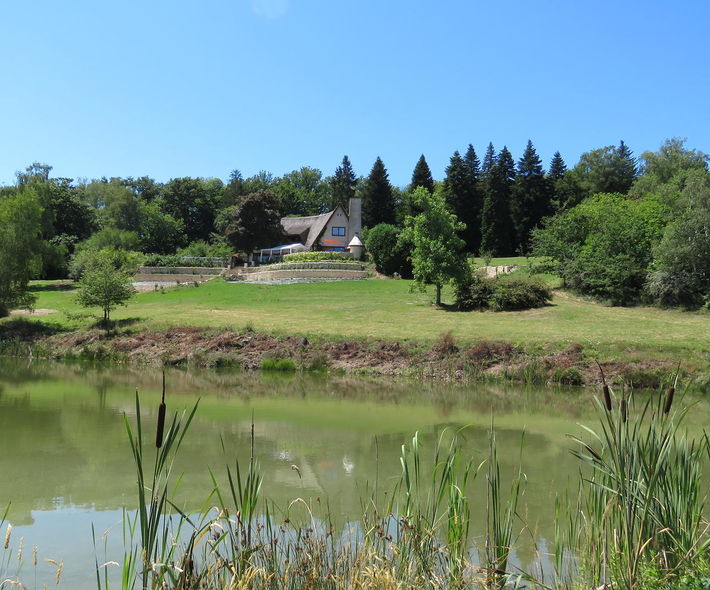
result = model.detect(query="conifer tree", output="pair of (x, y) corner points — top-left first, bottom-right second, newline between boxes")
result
(464, 144), (484, 252)
(330, 155), (357, 211)
(547, 151), (583, 212)
(361, 157), (396, 228)
(549, 151), (567, 180)
(410, 155), (434, 193)
(510, 140), (550, 253)
(482, 142), (496, 175)
(443, 146), (483, 252)
(480, 146), (515, 256)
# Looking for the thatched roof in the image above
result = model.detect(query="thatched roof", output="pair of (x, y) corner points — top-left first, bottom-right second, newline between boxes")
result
(281, 210), (336, 249)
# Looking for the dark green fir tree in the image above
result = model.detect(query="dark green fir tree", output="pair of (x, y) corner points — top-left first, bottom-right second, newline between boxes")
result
(510, 140), (551, 253)
(330, 155), (357, 211)
(361, 157), (396, 228)
(410, 154), (435, 193)
(480, 146), (515, 256)
(482, 142), (496, 175)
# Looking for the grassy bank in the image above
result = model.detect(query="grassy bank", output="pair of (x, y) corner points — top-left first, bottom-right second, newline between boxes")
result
(2, 274), (710, 387)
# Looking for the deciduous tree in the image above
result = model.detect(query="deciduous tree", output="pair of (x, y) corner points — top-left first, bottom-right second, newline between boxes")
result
(400, 186), (466, 306)
(225, 190), (285, 257)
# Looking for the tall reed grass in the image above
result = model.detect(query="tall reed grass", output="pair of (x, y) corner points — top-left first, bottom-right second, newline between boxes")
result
(103, 379), (709, 590)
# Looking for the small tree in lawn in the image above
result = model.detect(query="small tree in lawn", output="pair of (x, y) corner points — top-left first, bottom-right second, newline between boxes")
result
(400, 186), (467, 306)
(77, 251), (136, 325)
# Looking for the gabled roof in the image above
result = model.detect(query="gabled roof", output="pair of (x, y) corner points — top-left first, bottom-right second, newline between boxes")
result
(281, 205), (348, 249)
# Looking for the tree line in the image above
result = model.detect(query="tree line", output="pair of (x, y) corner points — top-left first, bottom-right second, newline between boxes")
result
(1, 137), (708, 315)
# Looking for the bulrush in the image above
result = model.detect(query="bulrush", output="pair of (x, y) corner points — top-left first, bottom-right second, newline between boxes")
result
(664, 363), (681, 415)
(3, 523), (10, 549)
(620, 393), (627, 423)
(596, 361), (612, 411)
(155, 372), (166, 449)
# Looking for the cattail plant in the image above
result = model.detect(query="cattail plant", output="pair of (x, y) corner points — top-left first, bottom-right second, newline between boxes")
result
(155, 372), (166, 449)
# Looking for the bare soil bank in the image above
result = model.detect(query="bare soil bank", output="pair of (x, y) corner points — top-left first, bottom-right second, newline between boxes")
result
(0, 321), (694, 390)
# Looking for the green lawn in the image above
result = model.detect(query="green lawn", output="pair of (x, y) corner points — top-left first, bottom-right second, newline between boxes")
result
(14, 277), (710, 366)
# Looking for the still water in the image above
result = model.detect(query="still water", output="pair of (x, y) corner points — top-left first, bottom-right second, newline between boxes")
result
(0, 359), (706, 588)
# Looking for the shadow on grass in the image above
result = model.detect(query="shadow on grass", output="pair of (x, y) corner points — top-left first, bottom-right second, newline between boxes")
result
(0, 318), (66, 340)
(28, 281), (76, 292)
(437, 302), (557, 313)
(88, 317), (142, 333)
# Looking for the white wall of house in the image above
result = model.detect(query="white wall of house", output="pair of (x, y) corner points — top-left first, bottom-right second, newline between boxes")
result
(318, 205), (349, 250)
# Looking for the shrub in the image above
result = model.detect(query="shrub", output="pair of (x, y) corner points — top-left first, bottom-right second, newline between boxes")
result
(282, 251), (357, 263)
(488, 276), (552, 311)
(432, 332), (458, 356)
(454, 268), (493, 310)
(69, 247), (145, 280)
(364, 223), (413, 277)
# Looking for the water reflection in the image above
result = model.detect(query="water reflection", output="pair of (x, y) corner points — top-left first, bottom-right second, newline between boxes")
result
(0, 358), (707, 588)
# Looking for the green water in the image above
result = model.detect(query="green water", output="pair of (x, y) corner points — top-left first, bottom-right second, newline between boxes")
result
(0, 358), (707, 588)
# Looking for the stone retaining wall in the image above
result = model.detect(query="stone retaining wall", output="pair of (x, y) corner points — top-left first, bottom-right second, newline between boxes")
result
(242, 268), (367, 282)
(245, 261), (364, 273)
(137, 266), (224, 275)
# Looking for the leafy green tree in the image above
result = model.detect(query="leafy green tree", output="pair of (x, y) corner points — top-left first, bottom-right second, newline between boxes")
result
(274, 167), (329, 216)
(646, 170), (710, 308)
(569, 141), (638, 198)
(139, 202), (186, 254)
(330, 156), (358, 211)
(121, 176), (163, 202)
(221, 169), (246, 207)
(0, 189), (44, 315)
(76, 250), (136, 324)
(225, 190), (285, 257)
(400, 186), (467, 306)
(162, 177), (222, 243)
(511, 140), (551, 252)
(364, 223), (413, 278)
(481, 147), (515, 256)
(631, 138), (709, 201)
(361, 157), (396, 228)
(548, 151), (585, 211)
(533, 193), (665, 304)
(410, 155), (434, 193)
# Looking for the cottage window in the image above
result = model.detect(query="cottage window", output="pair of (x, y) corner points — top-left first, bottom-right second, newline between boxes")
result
(332, 227), (346, 236)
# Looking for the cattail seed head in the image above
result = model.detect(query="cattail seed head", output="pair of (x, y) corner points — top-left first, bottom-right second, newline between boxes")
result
(156, 371), (167, 448)
(663, 386), (675, 415)
(155, 402), (166, 448)
(621, 396), (627, 423)
(603, 385), (612, 412)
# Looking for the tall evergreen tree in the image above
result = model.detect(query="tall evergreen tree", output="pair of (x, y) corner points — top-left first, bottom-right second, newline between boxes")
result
(616, 140), (638, 191)
(549, 151), (567, 180)
(410, 154), (434, 193)
(510, 140), (551, 253)
(361, 157), (396, 228)
(464, 144), (484, 252)
(480, 146), (515, 256)
(482, 142), (496, 176)
(330, 155), (357, 211)
(548, 151), (583, 212)
(443, 148), (482, 252)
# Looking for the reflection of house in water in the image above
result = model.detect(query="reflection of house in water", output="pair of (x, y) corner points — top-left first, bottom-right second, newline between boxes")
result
(259, 197), (362, 262)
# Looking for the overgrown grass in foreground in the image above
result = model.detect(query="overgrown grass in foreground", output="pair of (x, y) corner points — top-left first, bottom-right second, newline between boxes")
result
(98, 383), (708, 590)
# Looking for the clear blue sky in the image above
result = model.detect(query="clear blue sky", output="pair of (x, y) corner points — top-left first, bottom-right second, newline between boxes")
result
(1, 0), (708, 187)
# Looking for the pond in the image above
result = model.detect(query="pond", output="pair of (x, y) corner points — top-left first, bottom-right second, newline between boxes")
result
(0, 358), (707, 588)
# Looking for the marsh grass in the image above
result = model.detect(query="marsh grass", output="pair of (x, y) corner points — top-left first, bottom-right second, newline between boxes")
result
(104, 378), (708, 590)
(568, 383), (710, 590)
